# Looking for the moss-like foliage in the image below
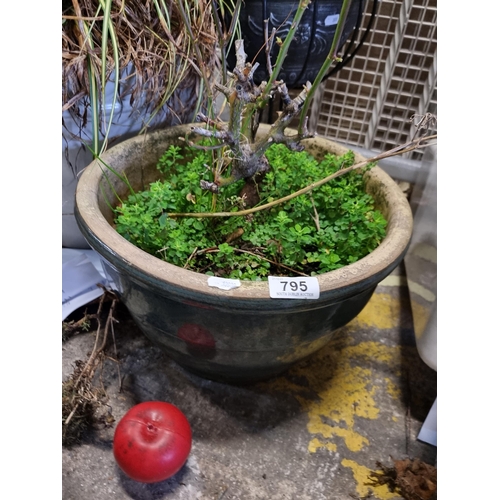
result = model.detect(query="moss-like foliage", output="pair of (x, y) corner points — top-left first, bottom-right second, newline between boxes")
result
(114, 143), (387, 280)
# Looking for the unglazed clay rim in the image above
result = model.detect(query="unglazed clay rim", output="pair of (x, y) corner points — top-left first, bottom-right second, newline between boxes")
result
(75, 125), (413, 300)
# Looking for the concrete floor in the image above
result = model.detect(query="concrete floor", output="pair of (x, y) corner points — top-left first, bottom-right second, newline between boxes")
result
(62, 264), (437, 500)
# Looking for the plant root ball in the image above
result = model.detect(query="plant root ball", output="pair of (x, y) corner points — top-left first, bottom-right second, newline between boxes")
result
(113, 401), (192, 483)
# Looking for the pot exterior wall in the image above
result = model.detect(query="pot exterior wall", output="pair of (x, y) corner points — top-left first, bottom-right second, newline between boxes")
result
(100, 255), (378, 382)
(75, 124), (412, 382)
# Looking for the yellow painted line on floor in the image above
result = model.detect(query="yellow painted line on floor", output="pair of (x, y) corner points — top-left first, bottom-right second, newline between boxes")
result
(350, 292), (402, 330)
(269, 338), (402, 453)
(410, 300), (432, 340)
(367, 274), (436, 345)
(341, 459), (400, 499)
(294, 361), (375, 452)
(384, 377), (401, 399)
(307, 437), (337, 453)
(267, 292), (405, 459)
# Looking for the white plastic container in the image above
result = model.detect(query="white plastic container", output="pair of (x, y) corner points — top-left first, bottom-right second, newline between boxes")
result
(405, 144), (437, 372)
(404, 144), (437, 446)
(62, 66), (198, 247)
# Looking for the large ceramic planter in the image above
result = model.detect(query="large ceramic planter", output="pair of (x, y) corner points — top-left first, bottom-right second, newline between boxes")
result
(75, 124), (412, 383)
(227, 0), (366, 87)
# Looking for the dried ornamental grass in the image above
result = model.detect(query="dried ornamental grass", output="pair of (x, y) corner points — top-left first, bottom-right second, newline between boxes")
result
(62, 0), (220, 122)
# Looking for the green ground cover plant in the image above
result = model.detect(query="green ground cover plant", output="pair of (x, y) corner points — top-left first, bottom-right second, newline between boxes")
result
(105, 0), (434, 283)
(114, 142), (387, 280)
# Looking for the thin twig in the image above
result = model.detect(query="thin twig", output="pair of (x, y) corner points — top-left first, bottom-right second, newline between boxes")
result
(410, 113), (437, 140)
(62, 312), (97, 338)
(309, 193), (321, 232)
(263, 20), (276, 77)
(405, 368), (412, 456)
(196, 246), (309, 277)
(65, 290), (119, 427)
(109, 315), (122, 392)
(405, 406), (411, 457)
(64, 406), (79, 427)
(169, 134), (437, 219)
(72, 292), (108, 390)
(234, 248), (309, 276)
(183, 246), (199, 268)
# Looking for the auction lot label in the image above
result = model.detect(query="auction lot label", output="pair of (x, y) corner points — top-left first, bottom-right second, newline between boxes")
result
(268, 276), (320, 300)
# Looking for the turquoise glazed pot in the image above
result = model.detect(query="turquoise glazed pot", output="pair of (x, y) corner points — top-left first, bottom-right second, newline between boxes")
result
(75, 124), (412, 383)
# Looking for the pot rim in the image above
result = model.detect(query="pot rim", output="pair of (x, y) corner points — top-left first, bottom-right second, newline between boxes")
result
(75, 125), (413, 302)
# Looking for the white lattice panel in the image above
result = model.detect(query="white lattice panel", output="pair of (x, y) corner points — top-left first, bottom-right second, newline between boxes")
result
(313, 0), (437, 162)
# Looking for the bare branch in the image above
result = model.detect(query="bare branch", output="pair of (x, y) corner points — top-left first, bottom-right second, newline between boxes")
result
(263, 20), (277, 76)
(191, 126), (228, 140)
(170, 134), (437, 219)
